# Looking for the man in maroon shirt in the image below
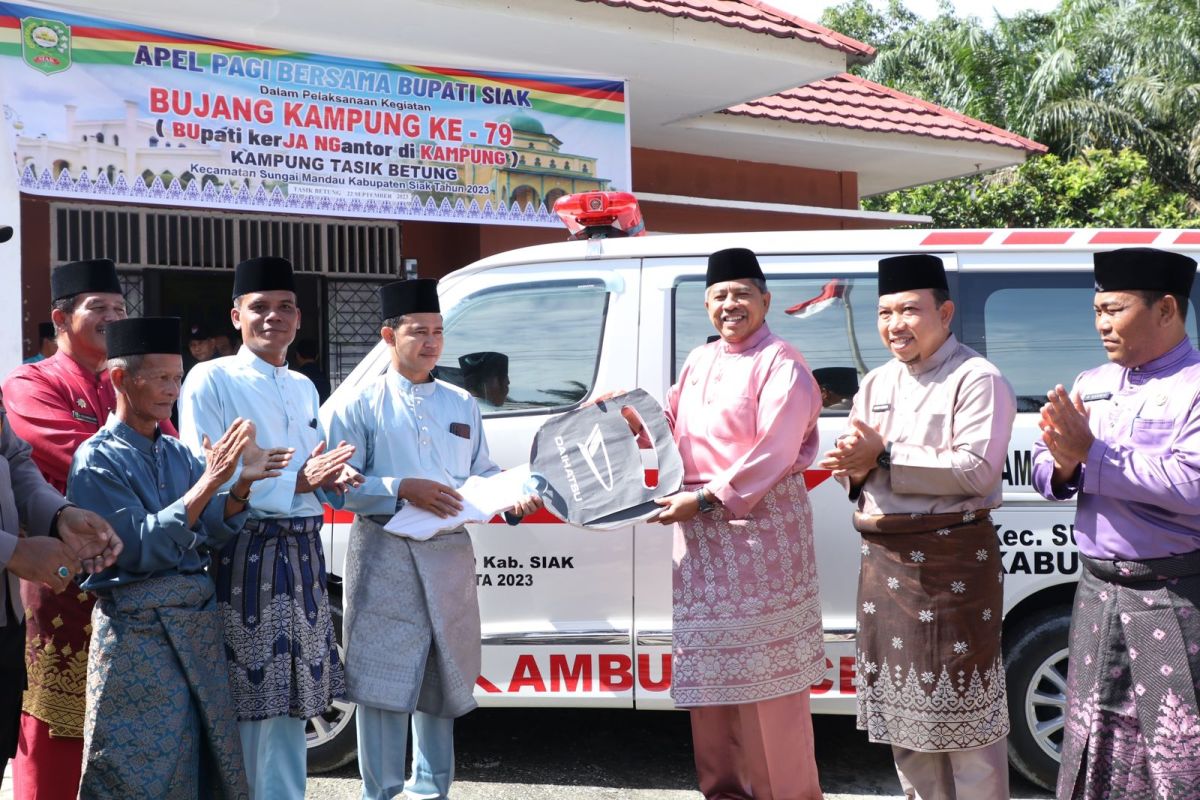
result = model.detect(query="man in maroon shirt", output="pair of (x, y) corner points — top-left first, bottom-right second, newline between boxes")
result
(2, 258), (174, 800)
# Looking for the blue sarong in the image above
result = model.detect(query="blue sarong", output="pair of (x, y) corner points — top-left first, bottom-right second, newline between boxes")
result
(81, 574), (249, 799)
(212, 515), (346, 721)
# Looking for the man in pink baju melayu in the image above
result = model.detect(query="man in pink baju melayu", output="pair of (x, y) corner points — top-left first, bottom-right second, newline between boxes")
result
(649, 247), (825, 800)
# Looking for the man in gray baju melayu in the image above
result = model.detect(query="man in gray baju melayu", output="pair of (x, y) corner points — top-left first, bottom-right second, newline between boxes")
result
(326, 279), (539, 800)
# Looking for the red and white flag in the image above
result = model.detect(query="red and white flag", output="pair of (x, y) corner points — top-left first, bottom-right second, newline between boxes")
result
(785, 278), (848, 318)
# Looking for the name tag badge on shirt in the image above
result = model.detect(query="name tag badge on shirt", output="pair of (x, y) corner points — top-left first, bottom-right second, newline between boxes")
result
(1082, 392), (1113, 402)
(71, 410), (98, 425)
(449, 422), (471, 439)
(871, 403), (892, 413)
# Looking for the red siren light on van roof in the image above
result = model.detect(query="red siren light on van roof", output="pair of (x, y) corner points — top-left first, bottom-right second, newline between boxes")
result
(554, 191), (646, 240)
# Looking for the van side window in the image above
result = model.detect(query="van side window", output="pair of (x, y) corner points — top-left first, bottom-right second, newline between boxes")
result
(438, 280), (609, 415)
(674, 276), (890, 415)
(960, 273), (1200, 413)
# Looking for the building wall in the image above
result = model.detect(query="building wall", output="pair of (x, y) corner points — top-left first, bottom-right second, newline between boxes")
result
(631, 147), (858, 209)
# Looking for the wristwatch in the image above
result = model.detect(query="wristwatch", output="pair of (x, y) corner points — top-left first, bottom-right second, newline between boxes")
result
(876, 442), (893, 470)
(696, 489), (716, 513)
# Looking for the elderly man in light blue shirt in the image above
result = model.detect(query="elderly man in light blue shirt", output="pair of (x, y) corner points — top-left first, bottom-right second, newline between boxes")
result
(178, 256), (360, 800)
(326, 279), (539, 800)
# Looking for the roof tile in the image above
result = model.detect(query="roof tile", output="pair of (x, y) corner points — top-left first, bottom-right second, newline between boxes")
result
(723, 73), (1047, 153)
(576, 0), (875, 60)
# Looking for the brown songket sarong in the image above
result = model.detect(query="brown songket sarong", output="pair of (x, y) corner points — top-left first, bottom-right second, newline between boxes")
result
(1058, 551), (1200, 800)
(854, 510), (1009, 751)
(672, 474), (824, 707)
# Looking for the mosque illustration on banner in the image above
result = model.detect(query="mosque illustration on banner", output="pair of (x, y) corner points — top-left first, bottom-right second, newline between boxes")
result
(12, 102), (613, 222)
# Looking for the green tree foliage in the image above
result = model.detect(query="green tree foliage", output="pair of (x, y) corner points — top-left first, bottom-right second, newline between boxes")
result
(865, 149), (1200, 228)
(820, 0), (918, 52)
(820, 0), (1200, 204)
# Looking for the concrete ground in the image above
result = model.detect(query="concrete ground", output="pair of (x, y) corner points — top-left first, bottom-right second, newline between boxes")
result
(307, 709), (1054, 799)
(2, 710), (1055, 799)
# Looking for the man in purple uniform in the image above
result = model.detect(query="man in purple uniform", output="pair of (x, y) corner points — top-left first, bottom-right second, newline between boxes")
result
(1032, 247), (1200, 800)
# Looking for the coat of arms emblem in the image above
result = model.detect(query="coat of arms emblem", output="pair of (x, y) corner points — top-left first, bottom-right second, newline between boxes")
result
(22, 17), (72, 76)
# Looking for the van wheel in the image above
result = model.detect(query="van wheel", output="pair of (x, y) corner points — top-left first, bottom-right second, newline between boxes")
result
(1004, 605), (1071, 792)
(306, 589), (358, 773)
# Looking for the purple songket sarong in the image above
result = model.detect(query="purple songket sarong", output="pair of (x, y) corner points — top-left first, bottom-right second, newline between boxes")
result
(1059, 551), (1200, 800)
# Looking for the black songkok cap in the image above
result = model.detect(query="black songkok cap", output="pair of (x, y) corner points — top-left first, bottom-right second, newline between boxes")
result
(37, 322), (55, 340)
(878, 254), (948, 296)
(706, 248), (765, 287)
(1093, 247), (1197, 295)
(381, 279), (440, 321)
(232, 257), (295, 299)
(812, 366), (859, 398)
(187, 321), (211, 341)
(106, 317), (181, 358)
(51, 258), (121, 301)
(459, 351), (508, 378)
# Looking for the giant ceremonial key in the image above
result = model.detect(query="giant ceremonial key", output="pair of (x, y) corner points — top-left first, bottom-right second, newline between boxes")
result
(530, 389), (683, 530)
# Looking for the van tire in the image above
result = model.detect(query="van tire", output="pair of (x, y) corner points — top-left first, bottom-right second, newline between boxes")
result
(306, 588), (358, 773)
(1004, 605), (1072, 792)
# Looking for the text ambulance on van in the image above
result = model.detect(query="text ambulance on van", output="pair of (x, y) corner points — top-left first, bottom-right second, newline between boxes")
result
(310, 194), (1200, 792)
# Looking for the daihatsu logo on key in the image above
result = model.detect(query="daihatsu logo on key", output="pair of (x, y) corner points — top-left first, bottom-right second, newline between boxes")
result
(577, 424), (614, 491)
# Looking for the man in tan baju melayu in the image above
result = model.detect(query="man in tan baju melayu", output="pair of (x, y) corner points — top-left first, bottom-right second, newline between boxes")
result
(821, 254), (1016, 800)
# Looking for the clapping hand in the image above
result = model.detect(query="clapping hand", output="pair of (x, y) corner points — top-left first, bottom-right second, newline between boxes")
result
(296, 440), (356, 494)
(325, 463), (366, 495)
(240, 422), (294, 484)
(202, 418), (254, 485)
(1039, 385), (1093, 476)
(819, 419), (885, 482)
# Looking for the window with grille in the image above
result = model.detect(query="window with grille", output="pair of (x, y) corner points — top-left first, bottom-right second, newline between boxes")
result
(52, 203), (400, 275)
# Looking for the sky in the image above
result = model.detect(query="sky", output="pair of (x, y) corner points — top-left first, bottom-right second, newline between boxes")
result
(775, 0), (1061, 24)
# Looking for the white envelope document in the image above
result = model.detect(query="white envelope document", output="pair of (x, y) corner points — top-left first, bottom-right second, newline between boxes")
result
(384, 465), (532, 540)
(384, 389), (683, 538)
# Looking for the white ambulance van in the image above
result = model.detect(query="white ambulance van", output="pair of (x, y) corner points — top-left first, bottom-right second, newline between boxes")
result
(308, 221), (1200, 791)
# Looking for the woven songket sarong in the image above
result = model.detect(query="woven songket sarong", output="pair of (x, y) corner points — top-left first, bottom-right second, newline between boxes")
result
(343, 518), (481, 718)
(672, 474), (824, 707)
(81, 574), (248, 799)
(1058, 551), (1200, 800)
(21, 584), (92, 736)
(854, 510), (1008, 751)
(212, 515), (345, 721)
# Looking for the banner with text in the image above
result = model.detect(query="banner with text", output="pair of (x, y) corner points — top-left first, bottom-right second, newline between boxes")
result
(0, 2), (629, 226)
